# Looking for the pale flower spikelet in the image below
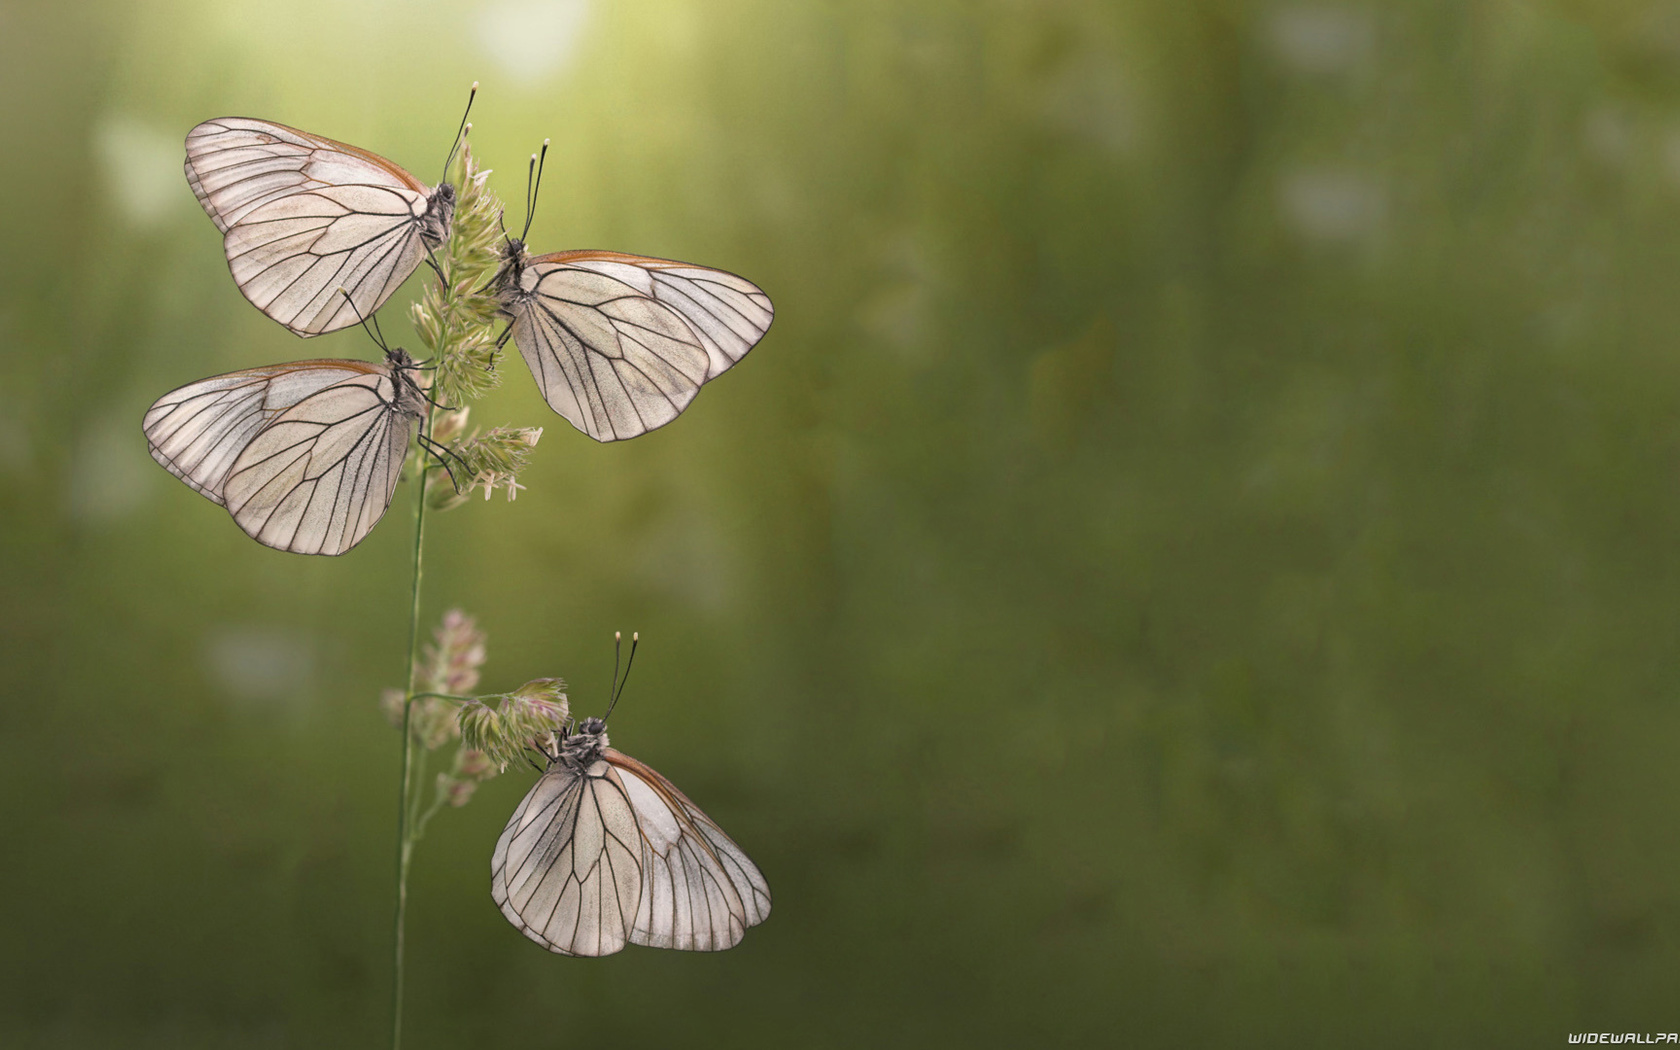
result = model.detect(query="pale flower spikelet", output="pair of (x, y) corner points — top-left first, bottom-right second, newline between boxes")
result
(429, 424), (544, 509)
(458, 678), (571, 772)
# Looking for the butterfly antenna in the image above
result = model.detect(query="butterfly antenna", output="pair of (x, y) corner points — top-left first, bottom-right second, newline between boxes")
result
(520, 139), (549, 242)
(602, 630), (638, 723)
(338, 288), (391, 355)
(520, 154), (535, 238)
(533, 138), (549, 214)
(606, 631), (622, 714)
(440, 81), (478, 185)
(369, 311), (391, 353)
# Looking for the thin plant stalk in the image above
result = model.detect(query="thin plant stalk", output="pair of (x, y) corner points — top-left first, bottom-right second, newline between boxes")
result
(391, 412), (434, 1050)
(381, 138), (515, 1050)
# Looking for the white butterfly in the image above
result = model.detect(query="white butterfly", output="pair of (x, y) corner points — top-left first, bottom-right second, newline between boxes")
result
(492, 642), (771, 955)
(142, 347), (429, 556)
(183, 95), (471, 336)
(488, 146), (775, 441)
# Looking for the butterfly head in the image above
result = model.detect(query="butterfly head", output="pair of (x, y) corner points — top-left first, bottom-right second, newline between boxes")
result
(421, 182), (455, 247)
(557, 717), (609, 768)
(488, 236), (530, 306)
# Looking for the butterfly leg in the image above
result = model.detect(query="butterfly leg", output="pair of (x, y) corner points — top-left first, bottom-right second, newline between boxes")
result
(422, 241), (447, 284)
(417, 433), (469, 493)
(420, 387), (461, 412)
(486, 324), (515, 372)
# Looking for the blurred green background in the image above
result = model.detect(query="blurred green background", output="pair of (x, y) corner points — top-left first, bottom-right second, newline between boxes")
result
(5, 0), (1680, 1045)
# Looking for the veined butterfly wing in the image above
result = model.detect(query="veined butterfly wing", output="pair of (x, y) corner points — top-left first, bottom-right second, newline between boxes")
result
(184, 118), (454, 337)
(143, 360), (370, 504)
(491, 758), (644, 957)
(142, 353), (426, 556)
(608, 749), (773, 950)
(491, 725), (771, 956)
(495, 246), (774, 442)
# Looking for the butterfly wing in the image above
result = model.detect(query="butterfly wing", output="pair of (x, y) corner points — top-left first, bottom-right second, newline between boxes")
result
(142, 361), (380, 505)
(185, 118), (435, 336)
(491, 763), (644, 956)
(606, 749), (772, 951)
(505, 251), (774, 441)
(218, 363), (418, 556)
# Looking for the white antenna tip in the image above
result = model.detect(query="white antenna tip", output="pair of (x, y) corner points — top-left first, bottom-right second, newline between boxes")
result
(543, 138), (551, 147)
(470, 81), (479, 92)
(632, 631), (639, 642)
(615, 630), (621, 641)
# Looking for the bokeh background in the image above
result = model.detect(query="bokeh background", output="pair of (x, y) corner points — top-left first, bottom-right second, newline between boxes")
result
(4, 1), (1680, 1046)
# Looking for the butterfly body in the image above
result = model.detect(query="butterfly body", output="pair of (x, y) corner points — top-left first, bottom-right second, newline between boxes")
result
(184, 118), (456, 336)
(491, 237), (775, 442)
(492, 715), (772, 956)
(143, 348), (427, 555)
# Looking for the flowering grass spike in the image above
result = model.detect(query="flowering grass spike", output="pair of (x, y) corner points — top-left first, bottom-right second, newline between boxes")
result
(410, 139), (504, 408)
